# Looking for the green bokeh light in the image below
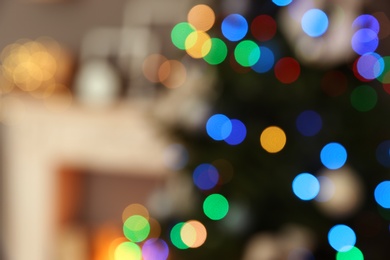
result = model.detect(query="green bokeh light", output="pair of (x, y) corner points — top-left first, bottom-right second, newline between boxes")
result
(203, 193), (229, 220)
(170, 222), (189, 249)
(234, 40), (260, 67)
(203, 38), (228, 65)
(123, 215), (150, 242)
(171, 22), (196, 50)
(351, 85), (377, 112)
(115, 241), (142, 260)
(336, 246), (364, 260)
(376, 56), (390, 84)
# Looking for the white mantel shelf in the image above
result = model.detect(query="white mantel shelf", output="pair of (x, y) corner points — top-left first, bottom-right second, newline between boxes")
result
(2, 93), (174, 260)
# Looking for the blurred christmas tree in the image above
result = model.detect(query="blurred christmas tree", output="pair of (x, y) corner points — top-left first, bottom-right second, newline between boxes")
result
(152, 0), (390, 259)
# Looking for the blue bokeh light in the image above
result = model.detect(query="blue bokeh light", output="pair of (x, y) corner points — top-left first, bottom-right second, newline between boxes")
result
(374, 181), (390, 208)
(225, 119), (247, 145)
(272, 0), (293, 7)
(296, 110), (322, 136)
(375, 140), (390, 168)
(357, 52), (384, 80)
(352, 14), (380, 34)
(320, 142), (347, 170)
(193, 163), (219, 190)
(292, 173), (320, 201)
(142, 238), (169, 260)
(221, 14), (248, 42)
(351, 28), (379, 55)
(328, 224), (356, 252)
(206, 114), (232, 141)
(251, 46), (275, 73)
(301, 9), (329, 37)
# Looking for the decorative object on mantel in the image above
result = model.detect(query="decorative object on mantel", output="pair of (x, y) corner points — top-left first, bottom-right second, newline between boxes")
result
(73, 57), (122, 108)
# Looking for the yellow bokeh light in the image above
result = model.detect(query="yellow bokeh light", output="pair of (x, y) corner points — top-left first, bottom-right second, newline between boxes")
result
(114, 241), (141, 260)
(180, 220), (207, 248)
(260, 126), (287, 153)
(185, 31), (212, 59)
(187, 4), (215, 32)
(0, 38), (70, 98)
(108, 237), (127, 260)
(121, 203), (150, 223)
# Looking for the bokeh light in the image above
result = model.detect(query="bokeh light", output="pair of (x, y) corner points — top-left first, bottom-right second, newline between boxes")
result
(296, 110), (322, 137)
(234, 40), (260, 67)
(206, 113), (232, 141)
(351, 29), (379, 55)
(203, 193), (229, 220)
(320, 142), (347, 170)
(158, 59), (186, 88)
(315, 176), (335, 202)
(123, 215), (150, 242)
(251, 15), (277, 42)
(142, 54), (167, 83)
(336, 246), (364, 260)
(142, 238), (169, 260)
(350, 85), (377, 112)
(274, 57), (300, 84)
(185, 31), (212, 59)
(315, 167), (364, 218)
(375, 140), (390, 167)
(224, 119), (247, 145)
(171, 22), (196, 50)
(301, 9), (329, 37)
(376, 56), (390, 84)
(203, 38), (228, 65)
(0, 38), (72, 101)
(356, 52), (384, 80)
(122, 204), (150, 223)
(321, 70), (348, 97)
(352, 14), (380, 34)
(353, 58), (372, 83)
(287, 0), (316, 22)
(292, 173), (320, 201)
(147, 217), (162, 239)
(170, 222), (189, 249)
(180, 220), (207, 248)
(193, 163), (220, 190)
(374, 181), (390, 208)
(109, 237), (128, 260)
(260, 126), (287, 153)
(328, 224), (356, 252)
(187, 4), (215, 32)
(272, 0), (293, 7)
(1, 40), (56, 91)
(114, 241), (142, 260)
(251, 46), (275, 73)
(221, 14), (248, 42)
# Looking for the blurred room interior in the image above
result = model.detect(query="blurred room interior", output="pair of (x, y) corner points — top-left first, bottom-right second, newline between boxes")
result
(1, 0), (390, 259)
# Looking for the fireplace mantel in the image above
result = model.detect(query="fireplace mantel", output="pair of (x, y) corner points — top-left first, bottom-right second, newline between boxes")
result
(2, 93), (173, 260)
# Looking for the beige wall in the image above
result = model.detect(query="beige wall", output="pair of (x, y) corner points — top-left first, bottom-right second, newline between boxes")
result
(0, 0), (128, 52)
